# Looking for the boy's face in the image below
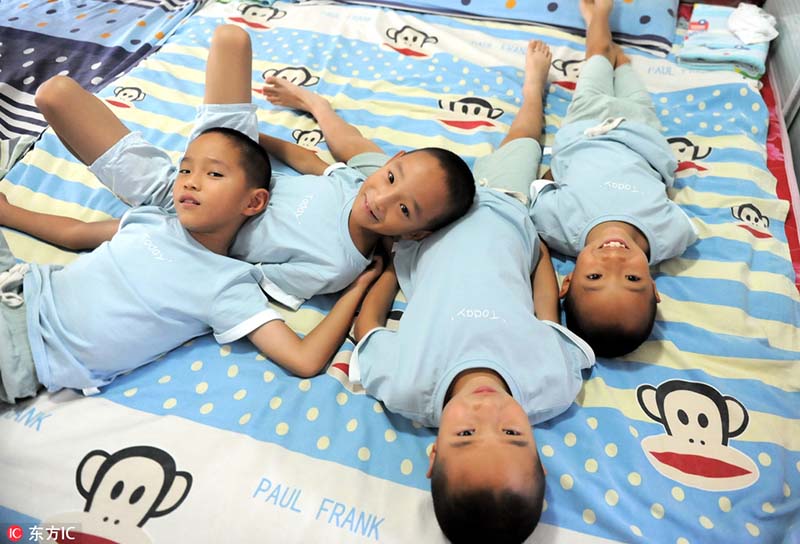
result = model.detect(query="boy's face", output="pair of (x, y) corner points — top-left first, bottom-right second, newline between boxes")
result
(172, 132), (266, 236)
(352, 151), (451, 239)
(562, 228), (660, 327)
(428, 385), (538, 493)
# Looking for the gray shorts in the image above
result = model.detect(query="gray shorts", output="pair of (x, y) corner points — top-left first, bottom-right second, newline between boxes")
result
(89, 103), (260, 210)
(0, 231), (39, 404)
(565, 55), (663, 132)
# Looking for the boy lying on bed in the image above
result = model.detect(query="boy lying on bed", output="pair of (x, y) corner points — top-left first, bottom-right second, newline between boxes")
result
(0, 25), (385, 404)
(529, 0), (699, 358)
(0, 36), (474, 314)
(263, 41), (595, 543)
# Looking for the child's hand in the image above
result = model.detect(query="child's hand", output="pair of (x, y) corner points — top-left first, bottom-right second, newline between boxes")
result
(0, 193), (10, 225)
(353, 255), (385, 290)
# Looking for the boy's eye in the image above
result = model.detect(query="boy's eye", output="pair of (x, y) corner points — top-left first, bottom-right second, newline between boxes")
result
(178, 168), (190, 175)
(503, 429), (521, 436)
(400, 204), (410, 218)
(626, 275), (641, 281)
(388, 171), (395, 184)
(208, 171), (223, 178)
(586, 273), (601, 280)
(457, 430), (474, 437)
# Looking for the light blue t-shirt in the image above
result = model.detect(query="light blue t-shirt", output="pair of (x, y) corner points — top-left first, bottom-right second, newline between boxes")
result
(531, 120), (698, 264)
(23, 207), (282, 392)
(231, 164), (371, 309)
(90, 104), (371, 310)
(351, 189), (595, 428)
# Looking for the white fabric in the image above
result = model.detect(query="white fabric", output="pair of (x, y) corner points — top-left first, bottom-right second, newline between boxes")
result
(728, 3), (778, 45)
(0, 263), (29, 309)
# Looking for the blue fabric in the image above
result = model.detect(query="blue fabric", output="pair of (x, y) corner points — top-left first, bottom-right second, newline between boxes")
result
(338, 0), (679, 56)
(90, 103), (371, 310)
(23, 207), (281, 392)
(531, 119), (698, 264)
(677, 3), (769, 79)
(353, 188), (594, 427)
(238, 166), (371, 309)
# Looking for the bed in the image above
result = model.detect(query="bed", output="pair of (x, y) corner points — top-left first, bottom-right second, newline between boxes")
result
(0, 0), (207, 177)
(1, 1), (798, 542)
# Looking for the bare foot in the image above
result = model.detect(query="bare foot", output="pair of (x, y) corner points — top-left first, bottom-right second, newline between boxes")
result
(523, 40), (552, 101)
(261, 76), (327, 114)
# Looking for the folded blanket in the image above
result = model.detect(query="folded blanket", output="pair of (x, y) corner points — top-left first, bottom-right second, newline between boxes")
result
(677, 3), (769, 79)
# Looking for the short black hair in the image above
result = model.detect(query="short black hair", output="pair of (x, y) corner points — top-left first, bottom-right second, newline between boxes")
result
(408, 147), (475, 231)
(562, 288), (657, 358)
(431, 458), (544, 544)
(198, 127), (271, 190)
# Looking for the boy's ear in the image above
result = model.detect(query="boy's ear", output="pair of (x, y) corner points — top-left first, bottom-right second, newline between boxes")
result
(426, 443), (437, 479)
(400, 230), (432, 241)
(243, 188), (270, 217)
(653, 282), (661, 303)
(559, 273), (572, 299)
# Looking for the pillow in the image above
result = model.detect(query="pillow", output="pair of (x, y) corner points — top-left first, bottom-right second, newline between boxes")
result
(338, 0), (680, 57)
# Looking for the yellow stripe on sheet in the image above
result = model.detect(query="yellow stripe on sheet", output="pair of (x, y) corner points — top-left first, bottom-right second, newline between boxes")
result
(658, 293), (800, 352)
(2, 228), (82, 267)
(262, 107), (496, 157)
(681, 134), (765, 156)
(671, 184), (785, 217)
(690, 218), (791, 259)
(627, 340), (800, 392)
(1, 184), (115, 266)
(117, 75), (204, 109)
(576, 377), (800, 450)
(659, 258), (800, 301)
(19, 146), (106, 190)
(248, 61), (524, 118)
(269, 304), (325, 335)
(674, 162), (777, 194)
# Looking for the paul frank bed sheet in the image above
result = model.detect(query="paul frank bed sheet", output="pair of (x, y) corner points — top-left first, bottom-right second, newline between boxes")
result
(0, 0), (206, 177)
(1, 1), (799, 542)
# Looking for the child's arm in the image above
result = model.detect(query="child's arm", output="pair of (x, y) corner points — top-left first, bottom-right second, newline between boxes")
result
(0, 193), (118, 250)
(248, 256), (384, 377)
(258, 133), (330, 176)
(262, 77), (384, 164)
(353, 260), (398, 342)
(532, 240), (560, 323)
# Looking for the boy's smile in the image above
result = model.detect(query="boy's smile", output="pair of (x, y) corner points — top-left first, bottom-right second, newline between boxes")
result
(348, 150), (451, 255)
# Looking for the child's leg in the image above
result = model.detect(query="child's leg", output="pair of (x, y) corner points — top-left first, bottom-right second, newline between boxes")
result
(0, 193), (119, 250)
(499, 40), (552, 146)
(204, 24), (253, 105)
(562, 0), (617, 126)
(35, 76), (130, 166)
(581, 0), (616, 67)
(473, 41), (550, 202)
(262, 77), (383, 162)
(612, 49), (663, 131)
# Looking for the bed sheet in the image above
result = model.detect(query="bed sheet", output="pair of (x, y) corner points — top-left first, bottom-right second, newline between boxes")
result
(0, 0), (207, 177)
(1, 1), (799, 543)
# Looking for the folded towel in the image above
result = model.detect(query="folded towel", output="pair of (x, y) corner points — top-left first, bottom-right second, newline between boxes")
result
(677, 3), (769, 79)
